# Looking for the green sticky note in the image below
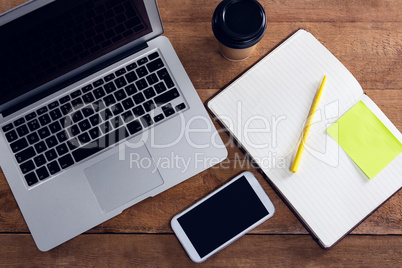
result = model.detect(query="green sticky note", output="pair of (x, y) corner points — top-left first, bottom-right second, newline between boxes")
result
(326, 101), (402, 179)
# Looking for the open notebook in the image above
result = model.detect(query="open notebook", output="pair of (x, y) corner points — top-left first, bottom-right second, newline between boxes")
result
(207, 29), (402, 248)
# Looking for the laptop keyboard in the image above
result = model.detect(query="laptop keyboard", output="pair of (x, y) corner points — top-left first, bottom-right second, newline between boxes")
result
(2, 51), (187, 187)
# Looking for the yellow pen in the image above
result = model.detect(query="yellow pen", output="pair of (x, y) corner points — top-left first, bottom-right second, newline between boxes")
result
(291, 75), (327, 173)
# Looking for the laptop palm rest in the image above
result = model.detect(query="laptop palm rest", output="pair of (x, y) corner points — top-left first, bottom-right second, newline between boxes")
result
(84, 143), (164, 213)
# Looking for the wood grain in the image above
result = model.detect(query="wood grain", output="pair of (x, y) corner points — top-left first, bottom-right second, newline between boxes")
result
(0, 234), (401, 267)
(0, 0), (400, 266)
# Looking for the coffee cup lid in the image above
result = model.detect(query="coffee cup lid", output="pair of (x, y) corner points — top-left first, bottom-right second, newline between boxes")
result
(212, 0), (267, 49)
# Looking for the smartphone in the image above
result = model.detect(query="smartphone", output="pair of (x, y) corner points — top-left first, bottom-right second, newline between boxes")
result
(171, 171), (275, 263)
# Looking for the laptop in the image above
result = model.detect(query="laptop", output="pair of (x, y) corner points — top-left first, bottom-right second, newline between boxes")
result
(0, 0), (227, 251)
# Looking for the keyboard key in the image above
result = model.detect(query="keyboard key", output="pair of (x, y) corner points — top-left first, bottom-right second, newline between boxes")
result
(122, 98), (135, 110)
(127, 119), (143, 134)
(103, 94), (116, 106)
(70, 90), (82, 98)
(82, 92), (95, 104)
(72, 127), (128, 162)
(49, 121), (62, 134)
(137, 57), (148, 66)
(104, 74), (115, 82)
(69, 125), (81, 137)
(34, 141), (47, 154)
(2, 123), (13, 132)
(144, 87), (156, 99)
(115, 68), (126, 76)
(49, 108), (62, 121)
(45, 136), (58, 148)
(147, 58), (164, 72)
(136, 66), (148, 78)
(82, 85), (93, 93)
(60, 96), (71, 104)
(25, 112), (36, 121)
(58, 154), (74, 169)
(111, 103), (124, 115)
(20, 160), (35, 174)
(47, 161), (61, 175)
(132, 106), (145, 117)
(71, 97), (84, 108)
(104, 82), (117, 93)
(126, 62), (137, 71)
(26, 132), (39, 144)
(89, 114), (100, 126)
(56, 131), (68, 143)
(15, 147), (35, 163)
(45, 149), (58, 161)
(5, 130), (18, 142)
(154, 88), (180, 107)
(100, 108), (113, 121)
(99, 121), (111, 134)
(78, 132), (91, 144)
(56, 143), (69, 156)
(162, 103), (175, 117)
(39, 114), (51, 126)
(125, 84), (137, 95)
(154, 82), (167, 94)
(157, 68), (169, 80)
(114, 89), (127, 101)
(140, 114), (153, 127)
(72, 110), (84, 123)
(143, 100), (156, 112)
(78, 119), (91, 132)
(133, 92), (145, 104)
(93, 79), (104, 88)
(48, 101), (59, 110)
(17, 124), (29, 137)
(24, 172), (38, 186)
(148, 52), (159, 61)
(175, 103), (186, 111)
(146, 74), (159, 85)
(34, 155), (47, 167)
(121, 111), (134, 123)
(60, 103), (73, 115)
(36, 107), (48, 115)
(94, 87), (106, 99)
(89, 127), (100, 139)
(125, 71), (138, 83)
(135, 79), (148, 90)
(78, 107), (92, 118)
(27, 119), (40, 132)
(10, 138), (28, 153)
(154, 114), (164, 123)
(13, 118), (25, 127)
(111, 116), (123, 128)
(114, 77), (127, 88)
(36, 166), (50, 181)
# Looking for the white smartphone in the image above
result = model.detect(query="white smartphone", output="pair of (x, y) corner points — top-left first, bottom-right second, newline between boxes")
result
(171, 171), (275, 263)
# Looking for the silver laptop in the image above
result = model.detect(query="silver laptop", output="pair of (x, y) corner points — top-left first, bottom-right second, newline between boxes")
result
(0, 0), (227, 251)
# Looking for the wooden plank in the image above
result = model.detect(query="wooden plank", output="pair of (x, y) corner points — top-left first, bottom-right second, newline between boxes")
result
(164, 22), (402, 91)
(0, 233), (400, 267)
(158, 0), (402, 23)
(2, 0), (402, 23)
(1, 163), (400, 235)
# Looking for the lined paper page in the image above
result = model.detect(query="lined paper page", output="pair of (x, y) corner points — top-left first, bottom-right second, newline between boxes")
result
(208, 29), (363, 163)
(208, 30), (402, 247)
(268, 94), (402, 247)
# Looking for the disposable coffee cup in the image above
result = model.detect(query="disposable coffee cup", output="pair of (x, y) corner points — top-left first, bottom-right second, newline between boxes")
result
(212, 0), (267, 61)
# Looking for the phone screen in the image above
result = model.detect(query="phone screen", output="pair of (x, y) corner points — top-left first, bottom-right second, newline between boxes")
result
(177, 175), (269, 258)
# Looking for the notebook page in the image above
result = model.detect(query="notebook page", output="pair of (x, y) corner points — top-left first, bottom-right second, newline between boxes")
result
(208, 30), (363, 168)
(268, 94), (402, 247)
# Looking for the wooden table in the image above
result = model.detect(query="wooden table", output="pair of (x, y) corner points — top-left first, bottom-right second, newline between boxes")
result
(0, 0), (401, 266)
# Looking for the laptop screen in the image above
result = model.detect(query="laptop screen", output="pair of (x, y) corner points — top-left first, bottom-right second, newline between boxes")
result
(0, 0), (153, 107)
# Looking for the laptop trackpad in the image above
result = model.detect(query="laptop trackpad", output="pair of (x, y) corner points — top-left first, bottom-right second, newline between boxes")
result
(84, 143), (164, 213)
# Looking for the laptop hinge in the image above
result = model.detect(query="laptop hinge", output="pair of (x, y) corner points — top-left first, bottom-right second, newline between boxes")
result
(2, 42), (149, 117)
